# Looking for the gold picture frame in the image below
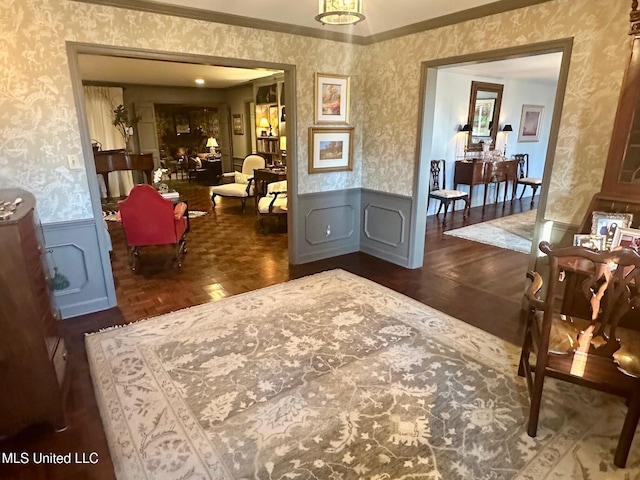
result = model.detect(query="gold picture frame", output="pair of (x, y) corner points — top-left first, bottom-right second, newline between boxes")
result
(314, 73), (350, 124)
(232, 114), (244, 135)
(308, 127), (353, 174)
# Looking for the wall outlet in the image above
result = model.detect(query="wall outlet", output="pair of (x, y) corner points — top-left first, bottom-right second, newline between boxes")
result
(67, 154), (81, 170)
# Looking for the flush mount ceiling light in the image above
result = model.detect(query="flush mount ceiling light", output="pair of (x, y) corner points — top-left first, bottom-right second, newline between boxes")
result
(316, 0), (365, 26)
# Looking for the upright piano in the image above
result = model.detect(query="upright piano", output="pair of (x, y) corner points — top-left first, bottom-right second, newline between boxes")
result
(94, 150), (154, 199)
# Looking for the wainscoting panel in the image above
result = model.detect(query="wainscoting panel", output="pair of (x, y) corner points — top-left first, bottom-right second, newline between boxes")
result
(296, 189), (360, 263)
(42, 219), (116, 319)
(360, 189), (413, 267)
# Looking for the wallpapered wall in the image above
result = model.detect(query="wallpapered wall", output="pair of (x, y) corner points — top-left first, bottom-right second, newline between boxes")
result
(0, 0), (363, 223)
(0, 0), (631, 226)
(361, 0), (630, 225)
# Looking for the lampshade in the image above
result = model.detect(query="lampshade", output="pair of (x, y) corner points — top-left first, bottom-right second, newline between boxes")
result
(258, 117), (270, 128)
(206, 137), (218, 148)
(316, 0), (365, 26)
(460, 124), (472, 132)
(502, 124), (513, 132)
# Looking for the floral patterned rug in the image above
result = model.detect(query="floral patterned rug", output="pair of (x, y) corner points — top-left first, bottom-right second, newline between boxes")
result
(86, 269), (639, 479)
(444, 210), (537, 253)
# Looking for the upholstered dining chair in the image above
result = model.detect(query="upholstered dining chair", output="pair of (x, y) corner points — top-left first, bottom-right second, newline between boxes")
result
(118, 184), (188, 271)
(257, 179), (287, 233)
(514, 153), (542, 206)
(210, 154), (266, 212)
(519, 241), (640, 468)
(427, 159), (470, 224)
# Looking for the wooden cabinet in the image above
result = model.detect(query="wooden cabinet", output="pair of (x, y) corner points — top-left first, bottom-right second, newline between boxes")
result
(578, 3), (640, 228)
(0, 188), (67, 436)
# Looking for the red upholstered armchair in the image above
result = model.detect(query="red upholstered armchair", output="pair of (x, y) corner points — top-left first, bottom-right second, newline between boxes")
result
(118, 184), (188, 271)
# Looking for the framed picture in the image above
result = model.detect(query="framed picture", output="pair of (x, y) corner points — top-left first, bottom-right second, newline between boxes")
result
(517, 104), (544, 142)
(232, 114), (244, 135)
(308, 127), (353, 173)
(573, 234), (606, 251)
(612, 227), (640, 252)
(590, 211), (634, 249)
(174, 114), (191, 135)
(315, 73), (350, 124)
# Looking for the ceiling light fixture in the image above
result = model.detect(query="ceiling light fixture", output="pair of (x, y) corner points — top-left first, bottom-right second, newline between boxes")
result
(195, 78), (205, 85)
(316, 0), (365, 26)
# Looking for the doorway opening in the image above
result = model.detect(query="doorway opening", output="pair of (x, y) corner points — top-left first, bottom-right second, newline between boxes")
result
(67, 43), (297, 313)
(410, 39), (573, 268)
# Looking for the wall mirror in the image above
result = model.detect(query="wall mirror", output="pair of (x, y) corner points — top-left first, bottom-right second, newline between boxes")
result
(466, 81), (504, 152)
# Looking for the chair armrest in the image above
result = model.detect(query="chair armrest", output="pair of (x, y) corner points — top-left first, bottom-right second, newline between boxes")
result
(173, 201), (187, 220)
(524, 271), (545, 310)
(222, 172), (235, 178)
(245, 177), (255, 196)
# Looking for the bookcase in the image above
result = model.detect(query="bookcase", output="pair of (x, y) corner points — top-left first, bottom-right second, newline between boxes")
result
(254, 77), (285, 166)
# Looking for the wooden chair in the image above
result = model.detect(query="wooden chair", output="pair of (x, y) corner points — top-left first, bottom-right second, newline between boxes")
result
(210, 154), (266, 212)
(519, 241), (640, 468)
(515, 153), (542, 206)
(118, 184), (188, 271)
(427, 159), (469, 223)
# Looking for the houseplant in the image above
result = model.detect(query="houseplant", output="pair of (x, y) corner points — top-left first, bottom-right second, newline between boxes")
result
(112, 104), (140, 152)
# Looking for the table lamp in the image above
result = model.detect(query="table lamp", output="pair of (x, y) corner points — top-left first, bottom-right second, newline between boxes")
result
(206, 137), (218, 155)
(259, 117), (271, 137)
(501, 124), (513, 155)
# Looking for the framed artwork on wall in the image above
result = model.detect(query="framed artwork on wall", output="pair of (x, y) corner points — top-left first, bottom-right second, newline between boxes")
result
(315, 73), (350, 124)
(232, 114), (244, 135)
(517, 104), (544, 142)
(174, 114), (191, 135)
(308, 127), (353, 173)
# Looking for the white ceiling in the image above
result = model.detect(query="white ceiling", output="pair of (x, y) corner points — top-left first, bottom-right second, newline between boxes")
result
(142, 0), (502, 37)
(79, 55), (280, 88)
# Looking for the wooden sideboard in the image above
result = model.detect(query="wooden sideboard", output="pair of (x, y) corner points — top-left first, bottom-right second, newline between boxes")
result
(0, 189), (68, 437)
(454, 158), (518, 207)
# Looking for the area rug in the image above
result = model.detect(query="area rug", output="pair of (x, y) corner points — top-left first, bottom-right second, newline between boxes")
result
(102, 209), (208, 221)
(86, 269), (639, 479)
(444, 210), (537, 253)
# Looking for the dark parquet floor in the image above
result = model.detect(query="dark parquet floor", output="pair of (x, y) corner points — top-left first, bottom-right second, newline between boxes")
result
(0, 179), (535, 479)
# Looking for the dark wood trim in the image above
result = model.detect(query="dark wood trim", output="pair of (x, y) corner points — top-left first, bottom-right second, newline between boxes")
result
(601, 37), (640, 195)
(72, 0), (554, 45)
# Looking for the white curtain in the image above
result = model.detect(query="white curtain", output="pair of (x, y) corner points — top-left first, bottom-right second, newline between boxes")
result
(84, 86), (134, 198)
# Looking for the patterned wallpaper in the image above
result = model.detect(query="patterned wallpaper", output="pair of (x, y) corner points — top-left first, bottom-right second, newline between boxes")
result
(0, 0), (363, 223)
(361, 0), (630, 225)
(0, 0), (631, 225)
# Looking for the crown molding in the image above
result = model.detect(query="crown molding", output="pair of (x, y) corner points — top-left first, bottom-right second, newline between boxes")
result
(72, 0), (554, 45)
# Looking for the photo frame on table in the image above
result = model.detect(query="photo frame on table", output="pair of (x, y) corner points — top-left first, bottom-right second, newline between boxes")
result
(573, 234), (606, 251)
(308, 127), (353, 174)
(232, 114), (244, 135)
(590, 211), (634, 249)
(612, 227), (640, 252)
(315, 73), (350, 124)
(517, 104), (544, 142)
(174, 114), (191, 135)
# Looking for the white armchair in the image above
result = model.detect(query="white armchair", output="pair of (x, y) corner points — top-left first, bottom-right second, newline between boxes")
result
(210, 154), (266, 212)
(257, 180), (287, 232)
